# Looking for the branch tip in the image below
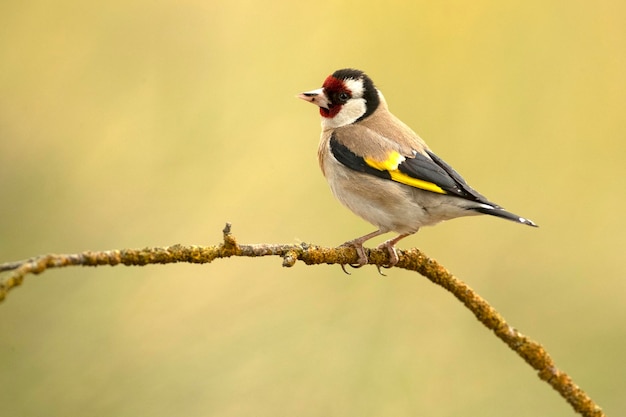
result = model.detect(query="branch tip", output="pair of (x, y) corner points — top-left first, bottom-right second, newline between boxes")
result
(220, 222), (239, 255)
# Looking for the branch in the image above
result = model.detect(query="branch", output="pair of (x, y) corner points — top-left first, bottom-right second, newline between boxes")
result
(0, 223), (604, 417)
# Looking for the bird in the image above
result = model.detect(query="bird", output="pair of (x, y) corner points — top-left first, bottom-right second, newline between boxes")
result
(298, 68), (537, 270)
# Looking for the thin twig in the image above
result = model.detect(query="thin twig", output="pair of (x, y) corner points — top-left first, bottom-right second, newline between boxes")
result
(0, 223), (605, 417)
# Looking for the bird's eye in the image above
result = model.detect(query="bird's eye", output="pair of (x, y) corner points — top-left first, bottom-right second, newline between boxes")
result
(338, 92), (350, 102)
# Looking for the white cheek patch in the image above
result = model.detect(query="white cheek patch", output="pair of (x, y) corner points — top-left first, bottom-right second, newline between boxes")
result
(343, 78), (364, 98)
(321, 98), (367, 129)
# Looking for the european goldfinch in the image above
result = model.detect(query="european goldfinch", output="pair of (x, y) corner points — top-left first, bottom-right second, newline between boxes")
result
(298, 68), (537, 268)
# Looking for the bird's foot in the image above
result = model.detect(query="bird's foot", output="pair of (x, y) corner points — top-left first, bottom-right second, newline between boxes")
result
(339, 240), (369, 274)
(376, 239), (401, 268)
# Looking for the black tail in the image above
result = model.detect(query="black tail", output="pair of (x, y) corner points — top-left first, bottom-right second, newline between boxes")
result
(473, 205), (538, 227)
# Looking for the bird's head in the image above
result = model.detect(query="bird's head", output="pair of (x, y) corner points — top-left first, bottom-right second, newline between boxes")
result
(298, 68), (381, 128)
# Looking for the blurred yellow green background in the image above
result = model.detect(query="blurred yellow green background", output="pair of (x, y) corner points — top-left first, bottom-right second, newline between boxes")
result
(1, 0), (625, 416)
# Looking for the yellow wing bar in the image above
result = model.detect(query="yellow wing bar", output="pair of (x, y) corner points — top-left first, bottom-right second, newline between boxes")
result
(365, 151), (447, 195)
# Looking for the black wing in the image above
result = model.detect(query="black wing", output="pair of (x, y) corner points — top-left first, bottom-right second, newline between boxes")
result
(330, 134), (495, 205)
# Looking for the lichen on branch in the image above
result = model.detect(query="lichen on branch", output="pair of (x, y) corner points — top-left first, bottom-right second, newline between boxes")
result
(0, 223), (605, 417)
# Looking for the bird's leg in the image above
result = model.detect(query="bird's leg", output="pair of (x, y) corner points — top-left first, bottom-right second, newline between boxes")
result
(376, 233), (412, 268)
(340, 229), (387, 269)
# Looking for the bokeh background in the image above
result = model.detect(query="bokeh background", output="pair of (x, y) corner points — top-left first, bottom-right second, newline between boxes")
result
(1, 1), (625, 416)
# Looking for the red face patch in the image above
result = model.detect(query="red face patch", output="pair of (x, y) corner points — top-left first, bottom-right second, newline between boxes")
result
(319, 106), (341, 118)
(320, 75), (350, 119)
(322, 75), (346, 92)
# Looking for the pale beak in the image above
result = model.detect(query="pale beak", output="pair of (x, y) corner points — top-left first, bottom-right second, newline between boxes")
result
(297, 88), (330, 110)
